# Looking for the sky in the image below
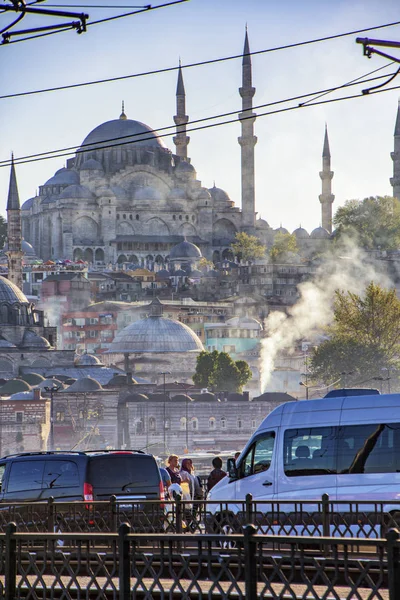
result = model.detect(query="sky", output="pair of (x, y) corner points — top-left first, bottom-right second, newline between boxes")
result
(1, 0), (400, 234)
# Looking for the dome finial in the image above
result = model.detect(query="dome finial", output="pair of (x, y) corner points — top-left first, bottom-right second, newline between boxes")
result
(120, 101), (127, 120)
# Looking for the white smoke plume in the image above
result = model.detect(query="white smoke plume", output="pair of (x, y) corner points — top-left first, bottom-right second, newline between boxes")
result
(260, 239), (393, 391)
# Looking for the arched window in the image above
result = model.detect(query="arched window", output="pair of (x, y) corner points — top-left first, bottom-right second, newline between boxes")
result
(136, 420), (144, 434)
(173, 215), (176, 220)
(179, 215), (182, 221)
(56, 407), (65, 422)
(237, 418), (242, 429)
(186, 215), (189, 221)
(136, 214), (139, 220)
(209, 417), (216, 430)
(180, 416), (186, 430)
(149, 417), (156, 432)
(117, 214), (120, 220)
(129, 214), (133, 220)
(191, 417), (198, 431)
(123, 214), (126, 219)
(220, 417), (226, 429)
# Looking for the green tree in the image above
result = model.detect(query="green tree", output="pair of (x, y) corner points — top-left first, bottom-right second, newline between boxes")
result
(230, 232), (266, 262)
(309, 282), (400, 386)
(0, 215), (7, 250)
(333, 196), (400, 250)
(269, 232), (298, 262)
(198, 257), (214, 271)
(193, 350), (252, 392)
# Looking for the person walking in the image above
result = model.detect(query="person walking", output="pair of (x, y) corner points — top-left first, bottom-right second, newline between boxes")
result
(207, 457), (227, 492)
(166, 455), (182, 485)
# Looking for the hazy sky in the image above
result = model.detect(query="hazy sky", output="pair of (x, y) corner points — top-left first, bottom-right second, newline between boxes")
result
(1, 0), (399, 233)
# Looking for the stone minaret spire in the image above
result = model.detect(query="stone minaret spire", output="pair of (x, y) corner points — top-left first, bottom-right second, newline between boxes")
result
(390, 99), (400, 199)
(6, 154), (23, 290)
(173, 61), (190, 159)
(319, 125), (335, 233)
(239, 28), (257, 231)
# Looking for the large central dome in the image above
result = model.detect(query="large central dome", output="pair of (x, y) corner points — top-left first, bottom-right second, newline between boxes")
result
(108, 316), (204, 354)
(80, 118), (165, 151)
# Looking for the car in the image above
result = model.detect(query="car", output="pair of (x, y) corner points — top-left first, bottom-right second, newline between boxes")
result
(0, 449), (165, 532)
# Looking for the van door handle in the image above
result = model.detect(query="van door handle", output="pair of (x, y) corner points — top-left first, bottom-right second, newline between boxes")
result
(263, 480), (273, 487)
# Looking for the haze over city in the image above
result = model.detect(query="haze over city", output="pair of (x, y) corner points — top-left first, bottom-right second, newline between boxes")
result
(1, 0), (400, 233)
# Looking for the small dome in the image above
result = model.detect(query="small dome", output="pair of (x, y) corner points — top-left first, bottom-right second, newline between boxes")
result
(274, 227), (289, 235)
(134, 186), (162, 201)
(110, 185), (126, 199)
(170, 240), (202, 260)
(108, 316), (204, 354)
(10, 390), (37, 400)
(37, 378), (64, 389)
(21, 330), (51, 349)
(174, 269), (187, 276)
(209, 185), (231, 203)
(125, 393), (148, 403)
(256, 218), (270, 230)
(74, 353), (103, 366)
(171, 393), (193, 402)
(105, 374), (138, 387)
(0, 337), (16, 348)
(197, 188), (212, 200)
(45, 168), (79, 186)
(65, 377), (102, 392)
(156, 269), (171, 279)
(80, 159), (103, 171)
(21, 373), (45, 385)
(41, 195), (58, 205)
(21, 197), (35, 211)
(1, 239), (36, 257)
(168, 187), (187, 200)
(293, 227), (309, 239)
(310, 226), (330, 239)
(0, 379), (31, 395)
(0, 275), (30, 304)
(226, 316), (262, 330)
(176, 160), (195, 173)
(59, 184), (95, 200)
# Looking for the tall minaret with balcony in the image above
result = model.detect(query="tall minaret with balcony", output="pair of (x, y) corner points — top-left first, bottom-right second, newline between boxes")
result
(239, 29), (257, 231)
(319, 125), (335, 233)
(173, 61), (190, 160)
(390, 100), (400, 199)
(6, 154), (23, 290)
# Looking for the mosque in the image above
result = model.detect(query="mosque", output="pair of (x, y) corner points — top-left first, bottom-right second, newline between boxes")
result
(15, 32), (349, 268)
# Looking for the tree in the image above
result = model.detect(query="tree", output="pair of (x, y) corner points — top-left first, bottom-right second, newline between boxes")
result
(193, 350), (252, 392)
(0, 215), (6, 250)
(198, 257), (214, 271)
(230, 232), (266, 262)
(269, 232), (298, 262)
(309, 282), (400, 387)
(333, 196), (400, 250)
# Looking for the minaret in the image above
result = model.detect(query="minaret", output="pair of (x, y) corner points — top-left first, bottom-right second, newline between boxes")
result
(173, 61), (190, 159)
(6, 154), (23, 290)
(390, 99), (400, 199)
(238, 28), (257, 231)
(319, 125), (335, 233)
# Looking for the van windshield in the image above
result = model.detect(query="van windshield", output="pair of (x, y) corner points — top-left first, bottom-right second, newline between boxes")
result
(88, 455), (159, 489)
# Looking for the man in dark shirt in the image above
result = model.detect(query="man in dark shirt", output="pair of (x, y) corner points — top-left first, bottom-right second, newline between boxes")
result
(207, 457), (226, 492)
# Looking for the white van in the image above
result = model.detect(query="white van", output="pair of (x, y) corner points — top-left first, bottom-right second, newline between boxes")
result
(207, 393), (400, 516)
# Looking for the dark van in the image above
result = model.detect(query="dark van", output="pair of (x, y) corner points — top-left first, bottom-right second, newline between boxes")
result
(0, 450), (165, 531)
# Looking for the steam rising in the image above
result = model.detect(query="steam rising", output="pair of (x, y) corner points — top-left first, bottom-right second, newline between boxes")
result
(260, 240), (392, 391)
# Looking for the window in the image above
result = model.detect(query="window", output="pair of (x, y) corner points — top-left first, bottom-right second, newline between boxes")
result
(16, 412), (23, 423)
(191, 417), (198, 431)
(8, 460), (45, 492)
(180, 416), (186, 430)
(338, 423), (400, 474)
(237, 418), (242, 429)
(43, 460), (79, 488)
(240, 432), (275, 478)
(220, 417), (226, 429)
(56, 410), (65, 422)
(209, 417), (216, 430)
(284, 427), (337, 477)
(149, 417), (156, 432)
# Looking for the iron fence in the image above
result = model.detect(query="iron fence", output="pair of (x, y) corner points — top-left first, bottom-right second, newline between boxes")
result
(0, 494), (400, 540)
(1, 522), (400, 599)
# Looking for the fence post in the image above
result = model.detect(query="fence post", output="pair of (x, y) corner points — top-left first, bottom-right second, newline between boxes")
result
(245, 493), (254, 525)
(387, 528), (400, 600)
(5, 522), (17, 600)
(244, 524), (257, 600)
(110, 495), (118, 532)
(322, 493), (330, 537)
(47, 496), (55, 532)
(175, 494), (183, 533)
(118, 522), (131, 600)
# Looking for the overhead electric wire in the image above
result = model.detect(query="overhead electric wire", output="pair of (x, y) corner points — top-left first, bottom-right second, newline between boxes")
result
(0, 0), (188, 45)
(1, 16), (400, 93)
(3, 77), (400, 169)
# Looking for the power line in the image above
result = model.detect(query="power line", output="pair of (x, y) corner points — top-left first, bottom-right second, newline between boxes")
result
(1, 16), (400, 96)
(3, 75), (400, 169)
(0, 0), (188, 45)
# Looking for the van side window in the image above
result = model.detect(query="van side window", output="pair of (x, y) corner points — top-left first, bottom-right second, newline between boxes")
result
(338, 423), (400, 474)
(7, 461), (45, 492)
(241, 432), (275, 478)
(0, 464), (5, 490)
(43, 460), (80, 488)
(284, 427), (337, 477)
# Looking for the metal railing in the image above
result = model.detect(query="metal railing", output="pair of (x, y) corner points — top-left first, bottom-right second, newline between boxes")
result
(1, 493), (400, 540)
(1, 522), (399, 600)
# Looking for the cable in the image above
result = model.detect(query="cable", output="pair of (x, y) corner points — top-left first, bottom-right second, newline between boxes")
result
(1, 16), (400, 93)
(1, 70), (398, 168)
(0, 0), (188, 44)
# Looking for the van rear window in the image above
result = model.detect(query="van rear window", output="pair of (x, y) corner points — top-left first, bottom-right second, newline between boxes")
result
(88, 455), (159, 489)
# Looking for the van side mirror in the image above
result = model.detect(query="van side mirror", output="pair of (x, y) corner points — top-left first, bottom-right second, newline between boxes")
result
(227, 457), (238, 479)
